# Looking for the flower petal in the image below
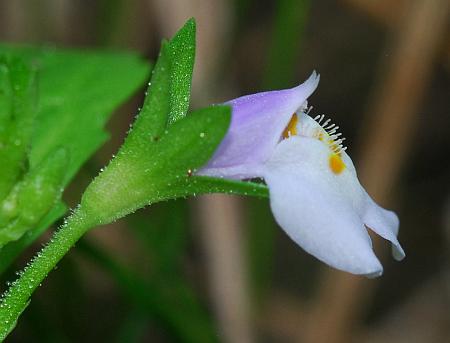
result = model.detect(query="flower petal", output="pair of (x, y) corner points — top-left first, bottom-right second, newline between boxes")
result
(291, 112), (404, 261)
(263, 136), (383, 276)
(199, 72), (320, 179)
(363, 196), (405, 261)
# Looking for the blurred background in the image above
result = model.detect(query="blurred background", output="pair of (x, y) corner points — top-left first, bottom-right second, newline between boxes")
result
(0, 0), (449, 342)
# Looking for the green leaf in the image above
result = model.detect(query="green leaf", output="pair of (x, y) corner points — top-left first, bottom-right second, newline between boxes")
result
(167, 18), (196, 125)
(122, 41), (171, 150)
(0, 57), (37, 201)
(0, 61), (11, 134)
(0, 148), (68, 246)
(0, 45), (150, 257)
(0, 45), (151, 186)
(30, 48), (150, 185)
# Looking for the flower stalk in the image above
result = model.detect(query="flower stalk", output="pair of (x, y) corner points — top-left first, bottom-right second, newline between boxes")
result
(0, 205), (93, 340)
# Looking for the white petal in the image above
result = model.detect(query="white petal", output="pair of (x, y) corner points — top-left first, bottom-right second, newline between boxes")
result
(263, 137), (383, 276)
(362, 195), (405, 261)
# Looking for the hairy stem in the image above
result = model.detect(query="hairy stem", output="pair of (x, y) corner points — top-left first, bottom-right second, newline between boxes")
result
(0, 206), (94, 340)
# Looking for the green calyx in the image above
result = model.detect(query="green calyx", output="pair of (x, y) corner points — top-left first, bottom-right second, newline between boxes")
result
(80, 18), (267, 227)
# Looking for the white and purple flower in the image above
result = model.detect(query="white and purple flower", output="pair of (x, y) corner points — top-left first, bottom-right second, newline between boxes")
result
(200, 72), (405, 277)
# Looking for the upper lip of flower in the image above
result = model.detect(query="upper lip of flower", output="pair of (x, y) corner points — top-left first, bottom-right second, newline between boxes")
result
(199, 71), (320, 179)
(198, 72), (405, 277)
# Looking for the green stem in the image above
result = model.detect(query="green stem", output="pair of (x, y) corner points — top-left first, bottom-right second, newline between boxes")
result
(0, 206), (94, 340)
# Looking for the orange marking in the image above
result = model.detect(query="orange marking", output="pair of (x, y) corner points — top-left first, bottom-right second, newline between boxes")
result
(282, 114), (298, 138)
(329, 154), (345, 174)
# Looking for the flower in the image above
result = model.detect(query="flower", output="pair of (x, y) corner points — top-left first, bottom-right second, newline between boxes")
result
(200, 72), (405, 277)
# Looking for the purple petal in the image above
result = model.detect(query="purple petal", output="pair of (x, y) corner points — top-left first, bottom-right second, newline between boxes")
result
(199, 71), (320, 179)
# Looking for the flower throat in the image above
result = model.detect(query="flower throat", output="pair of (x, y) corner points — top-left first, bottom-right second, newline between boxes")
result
(282, 112), (346, 174)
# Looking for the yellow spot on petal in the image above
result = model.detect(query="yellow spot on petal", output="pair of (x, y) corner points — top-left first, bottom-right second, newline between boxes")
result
(282, 114), (298, 138)
(329, 154), (345, 174)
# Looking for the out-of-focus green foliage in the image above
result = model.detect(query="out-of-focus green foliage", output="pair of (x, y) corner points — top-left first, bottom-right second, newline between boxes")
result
(96, 0), (128, 46)
(129, 201), (188, 277)
(80, 239), (218, 343)
(116, 310), (150, 343)
(0, 46), (150, 261)
(0, 203), (66, 275)
(246, 198), (277, 300)
(0, 46), (151, 184)
(263, 0), (310, 88)
(0, 57), (37, 202)
(79, 200), (219, 343)
(0, 148), (68, 245)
